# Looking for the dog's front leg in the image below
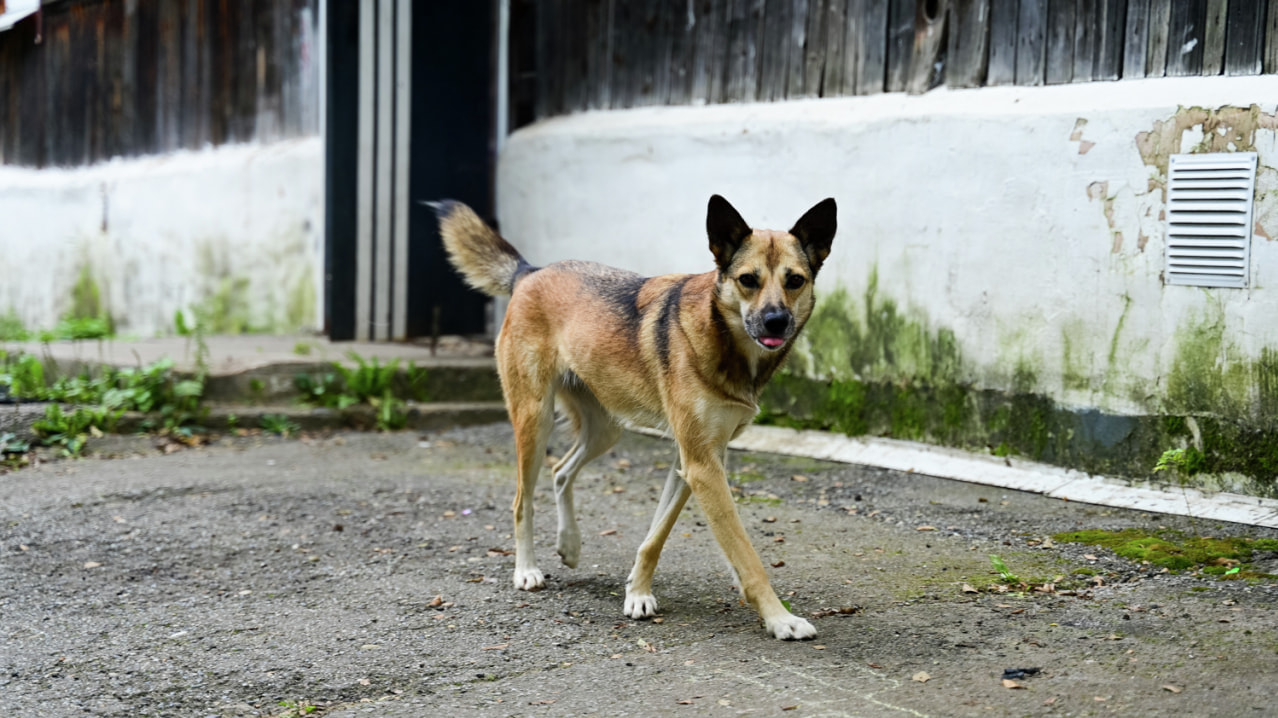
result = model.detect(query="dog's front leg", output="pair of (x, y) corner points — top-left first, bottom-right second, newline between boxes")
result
(624, 457), (692, 618)
(681, 448), (816, 640)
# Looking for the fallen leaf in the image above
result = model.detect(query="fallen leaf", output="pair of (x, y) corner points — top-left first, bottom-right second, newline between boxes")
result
(762, 516), (777, 523)
(1084, 554), (1098, 560)
(961, 583), (978, 593)
(1095, 696), (1108, 702)
(782, 706), (798, 711)
(599, 529), (618, 536)
(358, 678), (371, 686)
(916, 525), (937, 532)
(531, 699), (556, 705)
(443, 511), (456, 518)
(487, 548), (513, 556)
(813, 645), (826, 650)
(1043, 697), (1058, 706)
(1162, 684), (1182, 694)
(677, 700), (695, 705)
(771, 561), (786, 568)
(483, 643), (509, 651)
(83, 562), (102, 569)
(912, 671), (930, 683)
(466, 576), (484, 583)
(868, 663), (883, 669)
(774, 536), (785, 543)
(718, 699), (731, 706)
(428, 595), (444, 607)
(791, 475), (808, 482)
(1002, 679), (1025, 689)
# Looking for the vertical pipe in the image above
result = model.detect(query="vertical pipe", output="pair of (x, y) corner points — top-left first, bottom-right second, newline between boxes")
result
(392, 0), (412, 340)
(374, 0), (394, 341)
(492, 0), (511, 338)
(355, 0), (375, 341)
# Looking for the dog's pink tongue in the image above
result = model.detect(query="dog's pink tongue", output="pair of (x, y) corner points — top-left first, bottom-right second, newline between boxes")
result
(761, 336), (785, 348)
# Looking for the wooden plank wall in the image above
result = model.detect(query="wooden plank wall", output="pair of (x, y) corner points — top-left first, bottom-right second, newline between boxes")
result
(516, 0), (1277, 124)
(0, 0), (318, 168)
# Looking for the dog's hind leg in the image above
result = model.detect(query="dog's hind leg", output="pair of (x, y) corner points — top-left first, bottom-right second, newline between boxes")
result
(552, 383), (621, 569)
(624, 456), (692, 619)
(508, 390), (556, 591)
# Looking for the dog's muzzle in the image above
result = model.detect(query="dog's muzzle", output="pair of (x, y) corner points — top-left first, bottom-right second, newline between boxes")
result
(754, 308), (794, 350)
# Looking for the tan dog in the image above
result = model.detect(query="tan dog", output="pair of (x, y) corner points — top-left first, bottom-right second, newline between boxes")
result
(436, 195), (835, 639)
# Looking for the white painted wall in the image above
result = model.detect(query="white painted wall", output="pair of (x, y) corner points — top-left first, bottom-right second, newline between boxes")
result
(0, 138), (324, 337)
(497, 76), (1278, 416)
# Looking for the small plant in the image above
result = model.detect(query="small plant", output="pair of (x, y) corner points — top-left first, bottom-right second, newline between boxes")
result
(295, 372), (358, 410)
(293, 341), (313, 356)
(0, 352), (46, 399)
(338, 352), (400, 403)
(226, 413), (239, 431)
(371, 391), (408, 431)
(989, 554), (1019, 583)
(1, 431), (30, 469)
(261, 413), (301, 437)
(52, 316), (113, 340)
(1153, 446), (1205, 532)
(32, 404), (120, 456)
(274, 699), (319, 717)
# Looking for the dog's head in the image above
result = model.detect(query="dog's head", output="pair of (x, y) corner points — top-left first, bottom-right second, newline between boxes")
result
(707, 195), (837, 353)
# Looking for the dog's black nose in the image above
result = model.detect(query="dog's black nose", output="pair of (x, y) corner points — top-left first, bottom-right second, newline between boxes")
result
(762, 310), (791, 335)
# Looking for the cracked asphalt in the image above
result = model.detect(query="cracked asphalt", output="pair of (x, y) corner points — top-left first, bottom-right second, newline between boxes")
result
(3, 422), (1277, 717)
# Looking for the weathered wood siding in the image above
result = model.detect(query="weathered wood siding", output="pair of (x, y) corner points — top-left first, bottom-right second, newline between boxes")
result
(0, 0), (318, 168)
(511, 0), (1277, 124)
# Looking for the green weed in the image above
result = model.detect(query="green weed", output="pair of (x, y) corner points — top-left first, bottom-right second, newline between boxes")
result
(33, 404), (120, 456)
(261, 413), (301, 437)
(989, 554), (1019, 583)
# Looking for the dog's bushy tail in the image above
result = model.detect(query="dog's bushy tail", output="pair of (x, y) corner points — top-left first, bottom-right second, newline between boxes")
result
(432, 200), (533, 297)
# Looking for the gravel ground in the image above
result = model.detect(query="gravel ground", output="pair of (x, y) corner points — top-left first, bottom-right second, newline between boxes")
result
(2, 423), (1277, 717)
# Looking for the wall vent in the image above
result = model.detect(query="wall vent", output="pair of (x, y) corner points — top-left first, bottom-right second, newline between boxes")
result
(1165, 152), (1257, 289)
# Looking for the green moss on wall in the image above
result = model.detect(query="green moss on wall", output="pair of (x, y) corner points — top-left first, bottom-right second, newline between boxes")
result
(764, 280), (1278, 497)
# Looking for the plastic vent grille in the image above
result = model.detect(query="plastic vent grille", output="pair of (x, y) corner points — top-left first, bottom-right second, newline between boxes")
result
(1165, 152), (1257, 289)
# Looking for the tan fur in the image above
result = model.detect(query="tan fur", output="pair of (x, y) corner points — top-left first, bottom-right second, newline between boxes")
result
(437, 195), (836, 640)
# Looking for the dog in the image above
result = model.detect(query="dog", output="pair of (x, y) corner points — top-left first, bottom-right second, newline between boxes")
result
(436, 195), (835, 640)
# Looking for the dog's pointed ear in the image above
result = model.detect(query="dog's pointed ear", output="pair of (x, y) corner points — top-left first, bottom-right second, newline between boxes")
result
(706, 194), (752, 272)
(790, 198), (837, 275)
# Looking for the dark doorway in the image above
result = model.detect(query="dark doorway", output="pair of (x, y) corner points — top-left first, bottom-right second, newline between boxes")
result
(325, 1), (492, 341)
(406, 1), (493, 339)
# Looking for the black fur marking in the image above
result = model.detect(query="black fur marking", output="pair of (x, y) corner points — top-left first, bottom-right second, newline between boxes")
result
(578, 266), (646, 341)
(511, 259), (539, 289)
(655, 277), (692, 370)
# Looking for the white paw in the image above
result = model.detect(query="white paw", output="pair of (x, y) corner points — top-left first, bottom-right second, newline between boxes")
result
(513, 567), (545, 591)
(766, 613), (817, 641)
(623, 591), (660, 619)
(556, 531), (580, 569)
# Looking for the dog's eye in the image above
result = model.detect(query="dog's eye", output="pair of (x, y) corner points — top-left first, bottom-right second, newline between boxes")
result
(738, 273), (759, 289)
(785, 274), (807, 290)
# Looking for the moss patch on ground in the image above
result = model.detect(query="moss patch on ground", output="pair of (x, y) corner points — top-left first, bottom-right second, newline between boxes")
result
(1054, 529), (1278, 578)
